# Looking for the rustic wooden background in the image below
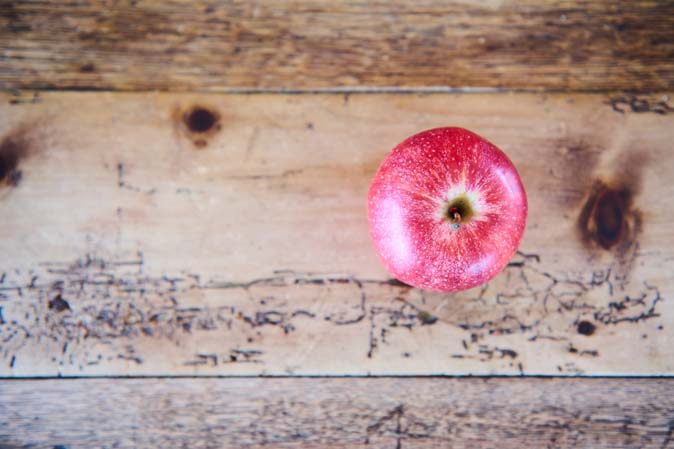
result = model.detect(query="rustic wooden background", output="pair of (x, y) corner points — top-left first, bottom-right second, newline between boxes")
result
(1, 1), (673, 448)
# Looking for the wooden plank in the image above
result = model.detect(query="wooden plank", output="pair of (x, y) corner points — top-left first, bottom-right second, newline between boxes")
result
(0, 91), (673, 376)
(1, 378), (673, 448)
(1, 1), (673, 92)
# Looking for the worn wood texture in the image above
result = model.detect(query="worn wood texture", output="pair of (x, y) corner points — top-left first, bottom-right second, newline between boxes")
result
(1, 378), (673, 448)
(0, 91), (673, 376)
(1, 1), (673, 92)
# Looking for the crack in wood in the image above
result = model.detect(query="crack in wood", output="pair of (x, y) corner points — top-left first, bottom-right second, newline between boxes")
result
(0, 245), (665, 373)
(116, 162), (156, 194)
(608, 95), (674, 115)
(365, 404), (435, 448)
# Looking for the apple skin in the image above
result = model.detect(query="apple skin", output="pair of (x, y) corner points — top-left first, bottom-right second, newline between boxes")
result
(367, 127), (527, 292)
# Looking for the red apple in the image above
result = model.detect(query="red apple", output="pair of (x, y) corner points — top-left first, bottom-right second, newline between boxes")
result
(367, 127), (527, 292)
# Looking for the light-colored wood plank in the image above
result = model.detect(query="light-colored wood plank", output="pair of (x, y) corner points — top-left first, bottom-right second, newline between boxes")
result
(0, 92), (673, 376)
(1, 378), (673, 449)
(1, 1), (673, 92)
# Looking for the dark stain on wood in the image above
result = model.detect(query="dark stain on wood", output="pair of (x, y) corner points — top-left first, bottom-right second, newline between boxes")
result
(2, 2), (32, 33)
(0, 129), (31, 188)
(48, 294), (71, 313)
(174, 105), (222, 148)
(79, 63), (96, 73)
(416, 310), (438, 326)
(577, 181), (641, 251)
(500, 348), (518, 359)
(584, 185), (629, 249)
(386, 278), (412, 288)
(609, 95), (674, 115)
(577, 320), (596, 336)
(185, 107), (218, 133)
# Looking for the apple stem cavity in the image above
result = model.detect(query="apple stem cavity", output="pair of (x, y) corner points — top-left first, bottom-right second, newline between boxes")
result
(449, 207), (462, 231)
(446, 196), (474, 231)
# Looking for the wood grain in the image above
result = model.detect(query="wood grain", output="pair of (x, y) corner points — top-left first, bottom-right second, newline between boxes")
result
(1, 378), (673, 448)
(1, 1), (673, 92)
(0, 91), (673, 376)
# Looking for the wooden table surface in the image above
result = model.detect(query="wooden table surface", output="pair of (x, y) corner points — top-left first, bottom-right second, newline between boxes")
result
(1, 1), (673, 448)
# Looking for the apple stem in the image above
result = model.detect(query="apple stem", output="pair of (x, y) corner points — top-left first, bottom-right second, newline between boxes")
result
(449, 207), (462, 231)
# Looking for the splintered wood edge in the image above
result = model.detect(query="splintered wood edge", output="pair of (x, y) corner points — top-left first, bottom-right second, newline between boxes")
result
(0, 378), (673, 449)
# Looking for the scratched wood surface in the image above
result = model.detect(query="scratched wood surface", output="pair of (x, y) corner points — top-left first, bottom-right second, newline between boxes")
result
(0, 91), (672, 376)
(1, 378), (673, 449)
(2, 1), (674, 92)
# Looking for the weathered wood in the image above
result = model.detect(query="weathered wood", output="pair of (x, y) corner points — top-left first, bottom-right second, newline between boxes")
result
(1, 1), (673, 92)
(0, 378), (673, 449)
(0, 91), (673, 376)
